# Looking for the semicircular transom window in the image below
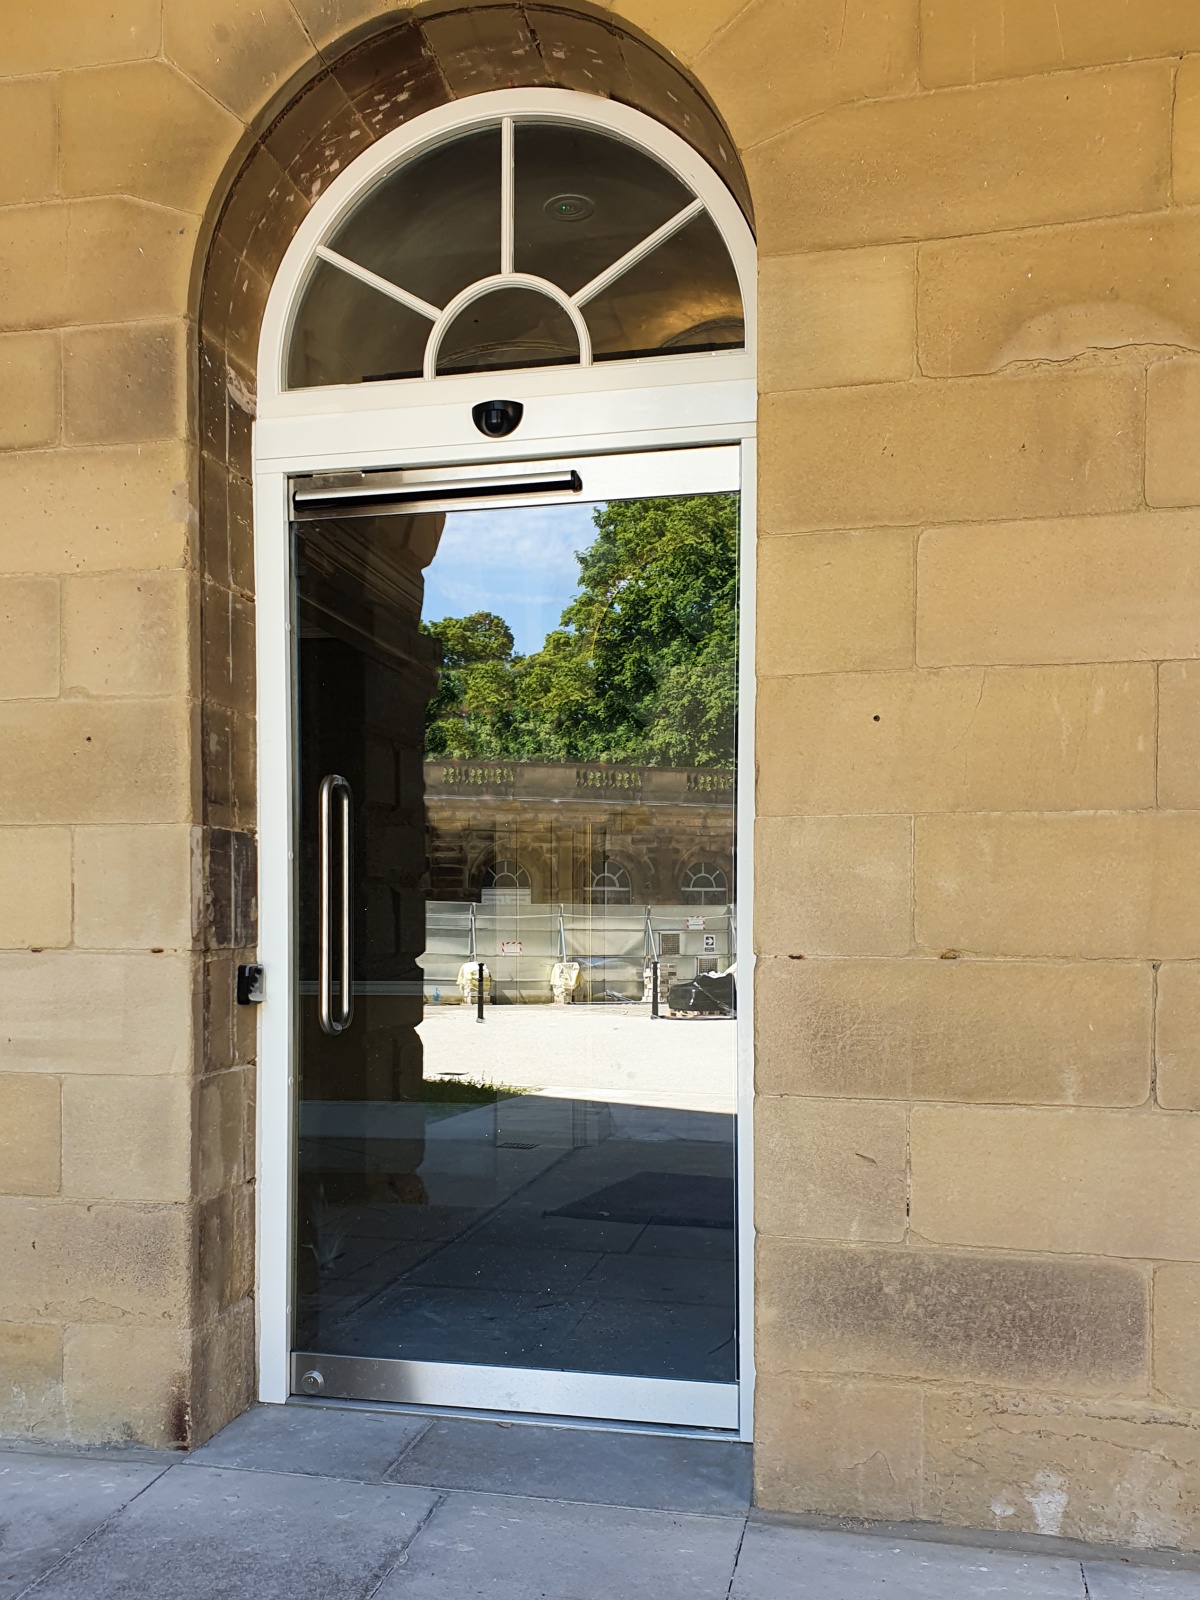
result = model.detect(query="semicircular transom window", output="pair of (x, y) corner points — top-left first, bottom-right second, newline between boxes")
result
(286, 116), (745, 389)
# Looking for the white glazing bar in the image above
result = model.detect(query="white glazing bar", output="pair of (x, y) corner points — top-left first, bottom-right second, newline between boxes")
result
(501, 116), (515, 275)
(571, 197), (704, 310)
(314, 245), (440, 320)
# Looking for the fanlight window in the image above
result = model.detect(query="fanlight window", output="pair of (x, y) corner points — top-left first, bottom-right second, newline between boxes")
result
(681, 862), (728, 906)
(587, 858), (633, 906)
(287, 118), (744, 389)
(481, 859), (532, 903)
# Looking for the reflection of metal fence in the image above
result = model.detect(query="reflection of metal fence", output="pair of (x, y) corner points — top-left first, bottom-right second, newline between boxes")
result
(420, 902), (735, 1003)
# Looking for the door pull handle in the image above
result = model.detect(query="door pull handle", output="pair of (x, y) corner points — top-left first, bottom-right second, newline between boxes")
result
(318, 773), (353, 1036)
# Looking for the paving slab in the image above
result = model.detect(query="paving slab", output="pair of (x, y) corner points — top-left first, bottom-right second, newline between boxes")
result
(386, 1415), (751, 1513)
(1085, 1563), (1200, 1597)
(730, 1522), (1087, 1598)
(21, 1465), (438, 1600)
(185, 1402), (431, 1482)
(375, 1490), (744, 1599)
(0, 1452), (165, 1600)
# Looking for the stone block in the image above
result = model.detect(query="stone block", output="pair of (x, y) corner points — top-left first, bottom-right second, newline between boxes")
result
(1159, 663), (1200, 809)
(921, 1390), (1200, 1548)
(754, 1373), (921, 1518)
(74, 826), (197, 951)
(0, 205), (70, 333)
(0, 79), (56, 207)
(0, 1074), (61, 1196)
(1155, 963), (1200, 1111)
(0, 951), (195, 1075)
(66, 199), (197, 325)
(916, 812), (1200, 959)
(0, 1321), (62, 1434)
(202, 582), (256, 715)
(60, 62), (242, 211)
(1153, 1263), (1200, 1408)
(761, 369), (1142, 533)
(0, 578), (59, 700)
(921, 0), (1200, 86)
(192, 1295), (255, 1445)
(760, 248), (916, 393)
(919, 212), (1200, 378)
(756, 957), (1152, 1107)
(0, 828), (72, 950)
(756, 815), (912, 957)
(919, 511), (1200, 666)
(63, 322), (187, 448)
(0, 443), (190, 574)
(1173, 58), (1200, 208)
(62, 1076), (192, 1203)
(758, 664), (1154, 815)
(757, 1240), (1148, 1394)
(749, 64), (1171, 255)
(63, 1322), (191, 1447)
(0, 332), (59, 450)
(287, 0), (400, 51)
(0, 699), (192, 824)
(596, 0), (743, 63)
(196, 1184), (254, 1322)
(757, 529), (914, 676)
(4, 0), (159, 73)
(197, 1066), (251, 1198)
(693, 0), (918, 148)
(0, 1196), (191, 1325)
(755, 1098), (907, 1242)
(910, 1105), (1200, 1260)
(163, 0), (314, 118)
(1146, 357), (1200, 507)
(62, 570), (193, 699)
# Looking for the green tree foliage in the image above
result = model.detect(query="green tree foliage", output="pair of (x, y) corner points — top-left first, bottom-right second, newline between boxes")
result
(422, 493), (737, 768)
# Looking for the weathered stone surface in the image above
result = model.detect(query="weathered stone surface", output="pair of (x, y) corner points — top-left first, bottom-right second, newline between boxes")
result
(919, 211), (1200, 377)
(192, 1295), (255, 1444)
(0, 1074), (61, 1196)
(0, 205), (70, 333)
(754, 1374), (921, 1518)
(63, 1322), (191, 1446)
(761, 370), (1142, 533)
(0, 828), (72, 950)
(920, 0), (1200, 86)
(757, 529), (914, 677)
(1146, 357), (1200, 508)
(918, 511), (1200, 665)
(288, 0), (406, 51)
(694, 0), (919, 148)
(63, 571), (193, 699)
(1159, 664), (1200, 813)
(760, 248), (915, 392)
(0, 951), (195, 1075)
(1153, 1263), (1200, 1408)
(63, 323), (187, 448)
(916, 812), (1200, 959)
(910, 1105), (1200, 1259)
(74, 826), (196, 952)
(0, 444), (190, 574)
(921, 1390), (1200, 1547)
(594, 0), (742, 63)
(0, 1321), (62, 1435)
(4, 0), (159, 73)
(756, 816), (912, 957)
(197, 1066), (251, 1199)
(758, 664), (1155, 815)
(62, 1076), (192, 1203)
(0, 1197), (191, 1325)
(0, 578), (59, 699)
(0, 79), (57, 207)
(1155, 963), (1200, 1112)
(749, 64), (1171, 254)
(66, 200), (198, 325)
(757, 1240), (1148, 1394)
(163, 0), (314, 118)
(755, 1099), (907, 1242)
(0, 332), (59, 450)
(756, 957), (1152, 1106)
(1173, 58), (1200, 208)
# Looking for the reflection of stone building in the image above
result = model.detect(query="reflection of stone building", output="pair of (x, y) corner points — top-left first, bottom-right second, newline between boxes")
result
(424, 760), (735, 907)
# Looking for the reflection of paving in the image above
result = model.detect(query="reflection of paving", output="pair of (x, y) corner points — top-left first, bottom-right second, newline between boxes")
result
(418, 1002), (737, 1113)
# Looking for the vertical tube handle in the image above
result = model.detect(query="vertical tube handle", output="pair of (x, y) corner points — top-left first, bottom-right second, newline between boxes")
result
(318, 774), (354, 1036)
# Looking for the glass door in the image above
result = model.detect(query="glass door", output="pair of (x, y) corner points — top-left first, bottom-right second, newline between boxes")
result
(288, 448), (741, 1427)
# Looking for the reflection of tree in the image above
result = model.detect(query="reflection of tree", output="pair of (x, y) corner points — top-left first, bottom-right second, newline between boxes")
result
(422, 494), (738, 767)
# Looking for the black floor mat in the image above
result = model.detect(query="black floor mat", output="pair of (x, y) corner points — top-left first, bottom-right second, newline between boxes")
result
(548, 1171), (735, 1230)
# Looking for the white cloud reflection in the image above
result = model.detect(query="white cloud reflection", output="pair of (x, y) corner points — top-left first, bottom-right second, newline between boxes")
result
(422, 501), (602, 656)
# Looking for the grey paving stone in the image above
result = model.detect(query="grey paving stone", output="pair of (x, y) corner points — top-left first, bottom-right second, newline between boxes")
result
(24, 1465), (438, 1600)
(185, 1401), (431, 1481)
(387, 1416), (751, 1514)
(730, 1523), (1087, 1598)
(375, 1490), (744, 1599)
(1085, 1563), (1200, 1597)
(0, 1452), (164, 1599)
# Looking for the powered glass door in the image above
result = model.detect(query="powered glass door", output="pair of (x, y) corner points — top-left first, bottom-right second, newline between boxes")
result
(289, 449), (740, 1426)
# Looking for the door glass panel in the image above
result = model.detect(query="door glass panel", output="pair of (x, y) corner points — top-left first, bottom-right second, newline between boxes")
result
(287, 259), (431, 388)
(293, 483), (739, 1388)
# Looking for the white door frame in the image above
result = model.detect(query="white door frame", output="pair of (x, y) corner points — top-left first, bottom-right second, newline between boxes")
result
(252, 87), (758, 1438)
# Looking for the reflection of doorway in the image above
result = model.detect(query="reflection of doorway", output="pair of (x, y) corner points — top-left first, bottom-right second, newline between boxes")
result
(254, 89), (756, 1433)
